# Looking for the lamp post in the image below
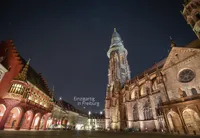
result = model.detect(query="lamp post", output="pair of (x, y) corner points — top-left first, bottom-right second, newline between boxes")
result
(88, 111), (91, 130)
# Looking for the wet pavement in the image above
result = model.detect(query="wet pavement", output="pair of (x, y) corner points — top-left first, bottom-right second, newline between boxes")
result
(0, 130), (199, 138)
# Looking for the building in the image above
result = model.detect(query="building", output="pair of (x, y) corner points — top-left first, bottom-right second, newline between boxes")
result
(86, 113), (105, 130)
(52, 99), (88, 130)
(105, 0), (200, 135)
(0, 40), (54, 130)
(48, 99), (68, 129)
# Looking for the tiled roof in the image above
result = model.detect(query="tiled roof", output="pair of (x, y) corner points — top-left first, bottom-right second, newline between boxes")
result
(0, 40), (51, 97)
(55, 100), (88, 116)
(89, 113), (105, 119)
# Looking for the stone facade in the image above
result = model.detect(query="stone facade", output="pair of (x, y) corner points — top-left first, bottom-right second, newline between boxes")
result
(105, 0), (200, 134)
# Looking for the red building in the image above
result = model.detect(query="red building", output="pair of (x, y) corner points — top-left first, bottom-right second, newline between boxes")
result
(0, 40), (54, 130)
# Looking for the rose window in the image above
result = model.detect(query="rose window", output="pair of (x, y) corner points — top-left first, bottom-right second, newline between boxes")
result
(178, 69), (195, 83)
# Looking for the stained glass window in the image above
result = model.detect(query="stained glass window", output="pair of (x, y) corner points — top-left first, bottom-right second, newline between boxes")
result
(179, 69), (195, 83)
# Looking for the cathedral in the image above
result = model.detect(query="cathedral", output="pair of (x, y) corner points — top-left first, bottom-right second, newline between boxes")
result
(105, 0), (200, 134)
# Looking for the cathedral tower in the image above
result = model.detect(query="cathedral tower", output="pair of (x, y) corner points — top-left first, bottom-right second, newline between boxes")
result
(105, 28), (130, 130)
(182, 0), (200, 39)
(107, 28), (131, 86)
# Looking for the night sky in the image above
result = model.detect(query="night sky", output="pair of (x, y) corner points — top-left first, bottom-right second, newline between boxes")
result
(0, 0), (197, 113)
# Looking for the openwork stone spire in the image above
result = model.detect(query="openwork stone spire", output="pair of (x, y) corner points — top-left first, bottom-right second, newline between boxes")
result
(15, 58), (31, 81)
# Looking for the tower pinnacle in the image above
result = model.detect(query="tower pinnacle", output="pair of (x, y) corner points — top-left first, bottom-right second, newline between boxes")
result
(114, 28), (117, 32)
(15, 58), (31, 81)
(169, 36), (176, 47)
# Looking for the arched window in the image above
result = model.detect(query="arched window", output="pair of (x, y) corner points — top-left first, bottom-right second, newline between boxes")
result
(191, 88), (198, 95)
(156, 97), (162, 116)
(146, 87), (150, 95)
(140, 85), (146, 96)
(152, 81), (158, 91)
(143, 102), (153, 120)
(182, 91), (187, 97)
(133, 104), (139, 121)
(131, 90), (135, 99)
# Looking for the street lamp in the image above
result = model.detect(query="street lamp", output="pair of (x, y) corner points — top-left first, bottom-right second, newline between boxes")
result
(100, 111), (103, 115)
(59, 97), (62, 100)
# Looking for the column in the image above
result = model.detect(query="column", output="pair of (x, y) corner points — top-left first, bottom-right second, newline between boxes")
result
(27, 114), (35, 130)
(177, 107), (188, 134)
(43, 115), (48, 130)
(162, 109), (170, 133)
(0, 107), (12, 130)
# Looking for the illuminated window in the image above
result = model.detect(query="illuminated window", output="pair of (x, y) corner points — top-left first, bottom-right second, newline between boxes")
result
(9, 84), (24, 94)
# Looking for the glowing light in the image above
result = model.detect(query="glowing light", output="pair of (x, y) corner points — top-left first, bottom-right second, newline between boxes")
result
(59, 97), (62, 100)
(88, 111), (91, 115)
(100, 111), (103, 115)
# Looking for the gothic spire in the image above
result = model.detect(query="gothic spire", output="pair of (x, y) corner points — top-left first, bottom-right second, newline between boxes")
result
(170, 36), (176, 47)
(110, 28), (123, 47)
(14, 58), (31, 81)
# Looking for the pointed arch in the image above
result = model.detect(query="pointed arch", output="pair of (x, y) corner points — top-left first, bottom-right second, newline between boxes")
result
(0, 104), (6, 122)
(167, 111), (184, 133)
(5, 107), (23, 129)
(182, 108), (200, 134)
(143, 102), (153, 120)
(133, 104), (139, 121)
(191, 88), (198, 95)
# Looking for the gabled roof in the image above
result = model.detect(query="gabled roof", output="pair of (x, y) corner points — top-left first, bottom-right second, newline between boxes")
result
(130, 39), (200, 84)
(162, 47), (200, 71)
(0, 40), (51, 97)
(56, 100), (88, 116)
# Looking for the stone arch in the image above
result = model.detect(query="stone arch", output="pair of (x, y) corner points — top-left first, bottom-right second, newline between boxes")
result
(167, 111), (184, 133)
(0, 104), (6, 122)
(31, 113), (41, 130)
(21, 110), (34, 129)
(46, 116), (53, 129)
(4, 107), (23, 129)
(133, 104), (139, 121)
(191, 88), (198, 95)
(182, 108), (200, 134)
